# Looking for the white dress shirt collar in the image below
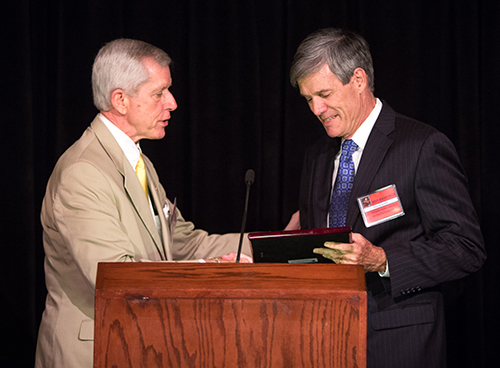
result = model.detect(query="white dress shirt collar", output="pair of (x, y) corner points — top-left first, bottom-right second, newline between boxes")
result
(98, 113), (141, 170)
(348, 98), (383, 150)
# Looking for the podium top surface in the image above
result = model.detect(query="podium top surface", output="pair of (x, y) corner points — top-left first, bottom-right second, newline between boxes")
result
(96, 262), (366, 300)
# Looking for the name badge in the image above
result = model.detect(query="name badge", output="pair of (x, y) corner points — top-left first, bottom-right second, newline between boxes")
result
(357, 184), (404, 227)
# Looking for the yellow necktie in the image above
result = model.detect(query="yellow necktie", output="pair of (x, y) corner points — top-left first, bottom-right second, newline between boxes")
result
(135, 155), (148, 198)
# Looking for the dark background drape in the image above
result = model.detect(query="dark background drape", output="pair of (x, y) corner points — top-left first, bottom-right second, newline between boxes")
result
(2, 0), (499, 366)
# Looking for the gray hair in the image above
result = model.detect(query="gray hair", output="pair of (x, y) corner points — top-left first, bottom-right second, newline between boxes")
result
(290, 28), (374, 92)
(92, 39), (172, 111)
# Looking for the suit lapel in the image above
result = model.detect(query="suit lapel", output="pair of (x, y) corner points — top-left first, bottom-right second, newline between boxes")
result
(312, 138), (340, 228)
(347, 103), (396, 227)
(144, 160), (173, 261)
(122, 172), (166, 259)
(90, 117), (165, 259)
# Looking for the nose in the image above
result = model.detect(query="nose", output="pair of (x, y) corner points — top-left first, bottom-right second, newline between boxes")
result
(310, 97), (326, 116)
(163, 91), (177, 111)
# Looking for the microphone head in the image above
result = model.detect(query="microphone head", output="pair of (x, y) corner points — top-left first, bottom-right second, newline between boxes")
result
(245, 169), (255, 185)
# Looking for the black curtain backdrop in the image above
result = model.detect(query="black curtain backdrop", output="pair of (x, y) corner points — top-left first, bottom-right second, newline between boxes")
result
(2, 1), (499, 367)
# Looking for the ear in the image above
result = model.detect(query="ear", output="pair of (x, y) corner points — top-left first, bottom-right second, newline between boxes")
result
(352, 67), (368, 91)
(109, 89), (129, 115)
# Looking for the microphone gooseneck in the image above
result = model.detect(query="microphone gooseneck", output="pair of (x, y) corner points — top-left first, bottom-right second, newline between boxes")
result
(236, 169), (255, 263)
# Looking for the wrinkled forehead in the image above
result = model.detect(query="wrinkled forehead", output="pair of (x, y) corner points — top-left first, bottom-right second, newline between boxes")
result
(297, 64), (341, 96)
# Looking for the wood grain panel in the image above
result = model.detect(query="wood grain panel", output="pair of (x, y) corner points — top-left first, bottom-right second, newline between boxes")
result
(95, 263), (366, 367)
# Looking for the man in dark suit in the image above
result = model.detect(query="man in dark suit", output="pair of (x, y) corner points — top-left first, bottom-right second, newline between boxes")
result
(289, 28), (486, 367)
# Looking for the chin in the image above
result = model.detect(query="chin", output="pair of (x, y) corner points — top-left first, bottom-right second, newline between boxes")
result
(153, 129), (167, 140)
(325, 128), (340, 138)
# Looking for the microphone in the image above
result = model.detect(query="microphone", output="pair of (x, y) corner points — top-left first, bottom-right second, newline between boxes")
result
(236, 169), (255, 263)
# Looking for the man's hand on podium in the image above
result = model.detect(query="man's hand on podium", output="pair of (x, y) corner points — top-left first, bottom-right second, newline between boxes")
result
(205, 252), (253, 263)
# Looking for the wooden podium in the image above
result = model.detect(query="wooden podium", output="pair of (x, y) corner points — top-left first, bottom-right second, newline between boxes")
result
(94, 262), (366, 367)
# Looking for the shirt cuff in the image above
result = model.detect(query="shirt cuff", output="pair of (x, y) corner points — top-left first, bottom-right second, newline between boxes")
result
(378, 260), (390, 277)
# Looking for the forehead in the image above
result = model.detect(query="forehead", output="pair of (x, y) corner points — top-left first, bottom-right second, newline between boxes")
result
(142, 59), (172, 89)
(298, 64), (341, 95)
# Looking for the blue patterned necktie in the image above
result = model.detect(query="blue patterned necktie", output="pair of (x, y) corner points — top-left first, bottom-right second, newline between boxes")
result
(329, 139), (358, 227)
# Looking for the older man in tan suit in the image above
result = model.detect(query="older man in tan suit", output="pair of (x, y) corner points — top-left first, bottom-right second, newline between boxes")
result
(35, 39), (251, 368)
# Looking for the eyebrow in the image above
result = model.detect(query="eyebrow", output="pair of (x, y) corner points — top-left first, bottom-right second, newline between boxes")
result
(153, 85), (171, 94)
(301, 88), (332, 98)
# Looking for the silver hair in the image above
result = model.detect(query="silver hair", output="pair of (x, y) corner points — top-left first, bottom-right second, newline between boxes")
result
(92, 39), (172, 111)
(290, 28), (374, 93)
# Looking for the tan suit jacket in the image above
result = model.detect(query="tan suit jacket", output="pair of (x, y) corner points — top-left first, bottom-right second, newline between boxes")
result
(35, 115), (247, 368)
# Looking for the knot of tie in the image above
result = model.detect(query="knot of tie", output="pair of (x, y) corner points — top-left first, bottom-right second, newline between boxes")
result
(341, 138), (358, 155)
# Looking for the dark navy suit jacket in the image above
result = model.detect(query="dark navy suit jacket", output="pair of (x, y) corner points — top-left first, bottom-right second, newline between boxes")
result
(299, 102), (486, 368)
